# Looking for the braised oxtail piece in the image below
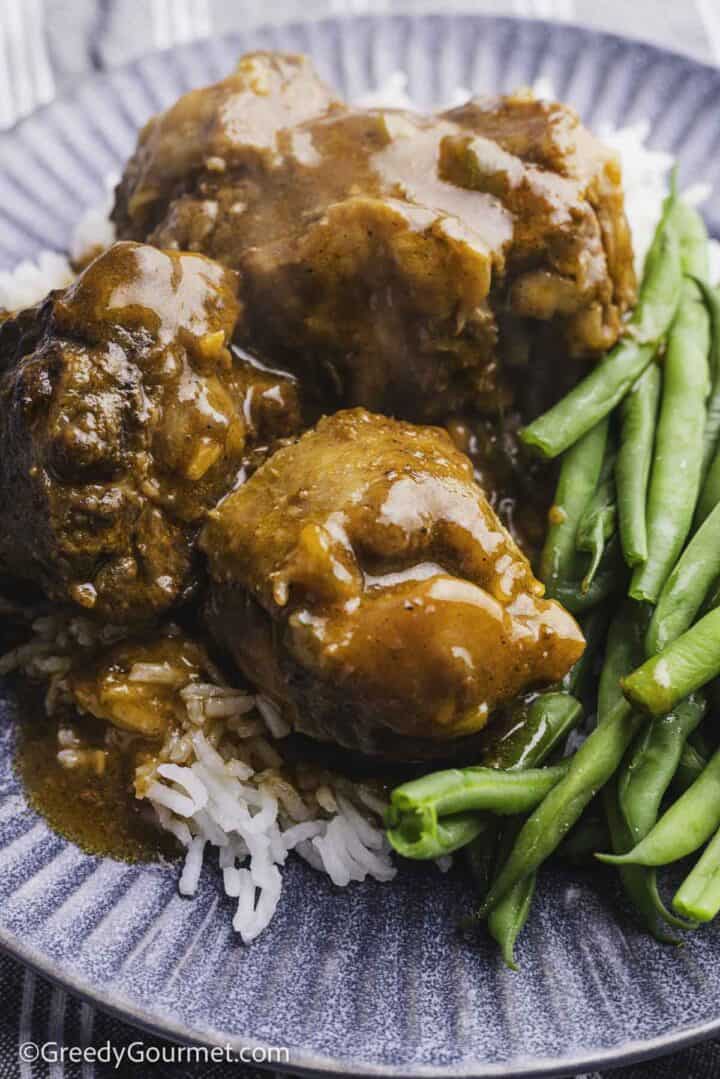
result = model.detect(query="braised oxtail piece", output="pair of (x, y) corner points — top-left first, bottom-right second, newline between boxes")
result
(0, 241), (302, 622)
(113, 50), (636, 421)
(201, 408), (585, 758)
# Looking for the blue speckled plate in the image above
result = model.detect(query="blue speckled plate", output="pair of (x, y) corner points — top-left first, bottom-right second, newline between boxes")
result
(2, 14), (720, 1077)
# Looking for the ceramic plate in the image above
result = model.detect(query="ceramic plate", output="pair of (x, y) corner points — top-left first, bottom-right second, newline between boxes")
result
(2, 14), (720, 1077)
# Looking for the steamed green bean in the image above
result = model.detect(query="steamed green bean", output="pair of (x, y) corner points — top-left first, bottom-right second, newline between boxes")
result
(539, 419), (609, 596)
(629, 280), (711, 604)
(673, 201), (710, 281)
(576, 449), (617, 593)
(476, 692), (584, 966)
(598, 601), (647, 721)
(622, 606), (720, 716)
(388, 762), (570, 821)
(598, 745), (720, 868)
(696, 445), (720, 525)
(618, 695), (706, 842)
(647, 499), (720, 654)
(386, 762), (571, 859)
(482, 693), (583, 773)
(389, 811), (491, 861)
(550, 535), (625, 614)
(602, 778), (685, 941)
(596, 601), (688, 931)
(691, 276), (720, 479)
(476, 699), (643, 917)
(615, 362), (661, 567)
(487, 819), (535, 970)
(673, 825), (720, 922)
(520, 191), (681, 459)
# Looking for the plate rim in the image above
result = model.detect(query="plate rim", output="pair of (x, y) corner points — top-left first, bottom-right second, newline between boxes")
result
(2, 11), (720, 1076)
(5, 923), (720, 1079)
(3, 9), (720, 145)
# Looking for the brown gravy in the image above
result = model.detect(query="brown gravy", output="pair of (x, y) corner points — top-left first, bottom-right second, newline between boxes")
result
(15, 686), (177, 863)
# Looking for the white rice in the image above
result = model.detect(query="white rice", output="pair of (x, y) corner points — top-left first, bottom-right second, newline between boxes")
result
(0, 251), (74, 313)
(3, 73), (717, 942)
(0, 175), (116, 313)
(145, 732), (397, 942)
(3, 608), (397, 943)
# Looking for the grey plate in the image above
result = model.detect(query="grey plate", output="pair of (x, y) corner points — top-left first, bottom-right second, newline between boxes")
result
(1, 14), (720, 1078)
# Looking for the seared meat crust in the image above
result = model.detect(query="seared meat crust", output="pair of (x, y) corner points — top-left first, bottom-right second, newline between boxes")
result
(201, 408), (585, 757)
(113, 51), (636, 420)
(0, 241), (301, 622)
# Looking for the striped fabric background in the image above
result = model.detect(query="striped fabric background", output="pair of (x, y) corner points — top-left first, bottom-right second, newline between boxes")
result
(1, 0), (720, 1075)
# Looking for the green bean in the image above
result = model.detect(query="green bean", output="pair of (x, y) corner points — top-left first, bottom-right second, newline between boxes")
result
(602, 778), (683, 942)
(540, 419), (609, 595)
(629, 280), (711, 604)
(698, 279), (720, 386)
(389, 811), (490, 860)
(389, 762), (570, 819)
(618, 694), (706, 842)
(520, 192), (681, 460)
(633, 176), (683, 339)
(669, 210), (716, 530)
(464, 821), (499, 902)
(386, 762), (571, 859)
(615, 362), (661, 567)
(557, 813), (610, 864)
(550, 535), (625, 614)
(622, 606), (720, 716)
(488, 872), (536, 970)
(476, 699), (643, 917)
(576, 450), (617, 593)
(474, 694), (582, 966)
(482, 693), (583, 772)
(578, 508), (616, 595)
(673, 742), (708, 796)
(627, 539), (706, 853)
(598, 745), (720, 867)
(598, 601), (648, 721)
(521, 341), (660, 462)
(487, 820), (535, 970)
(696, 445), (720, 525)
(478, 693), (583, 967)
(691, 277), (720, 480)
(595, 601), (687, 931)
(673, 824), (720, 922)
(647, 500), (720, 654)
(674, 201), (709, 279)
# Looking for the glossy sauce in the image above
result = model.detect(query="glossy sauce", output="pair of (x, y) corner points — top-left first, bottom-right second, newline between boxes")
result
(16, 692), (175, 862)
(6, 50), (637, 847)
(203, 408), (584, 757)
(113, 52), (636, 425)
(12, 632), (212, 862)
